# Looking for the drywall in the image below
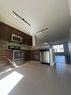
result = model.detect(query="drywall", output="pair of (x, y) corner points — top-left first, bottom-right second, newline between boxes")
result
(68, 0), (71, 61)
(69, 0), (71, 15)
(0, 16), (31, 36)
(68, 28), (71, 61)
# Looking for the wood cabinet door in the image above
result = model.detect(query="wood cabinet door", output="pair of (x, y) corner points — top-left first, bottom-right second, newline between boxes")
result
(0, 22), (32, 45)
(0, 22), (11, 41)
(26, 35), (32, 45)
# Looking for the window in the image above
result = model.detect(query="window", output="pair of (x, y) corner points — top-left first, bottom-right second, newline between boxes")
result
(53, 44), (64, 52)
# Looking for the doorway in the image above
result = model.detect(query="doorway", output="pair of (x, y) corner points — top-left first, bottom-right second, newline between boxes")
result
(55, 55), (66, 64)
(52, 44), (66, 64)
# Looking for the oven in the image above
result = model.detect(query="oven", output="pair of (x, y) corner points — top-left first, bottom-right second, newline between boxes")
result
(12, 50), (24, 65)
(8, 45), (24, 65)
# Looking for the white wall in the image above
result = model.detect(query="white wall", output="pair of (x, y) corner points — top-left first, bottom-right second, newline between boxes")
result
(68, 0), (71, 61)
(68, 28), (71, 60)
(69, 0), (71, 15)
(0, 16), (31, 36)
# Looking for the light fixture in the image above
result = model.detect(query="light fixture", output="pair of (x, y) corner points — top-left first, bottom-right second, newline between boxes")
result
(14, 15), (16, 18)
(44, 43), (48, 45)
(36, 28), (48, 34)
(12, 11), (31, 27)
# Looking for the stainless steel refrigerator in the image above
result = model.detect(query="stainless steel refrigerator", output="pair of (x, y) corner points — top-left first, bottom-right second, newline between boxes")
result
(40, 50), (50, 64)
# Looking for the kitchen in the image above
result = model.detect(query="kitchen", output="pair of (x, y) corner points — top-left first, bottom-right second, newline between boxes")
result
(0, 21), (56, 73)
(0, 0), (71, 95)
(0, 21), (32, 71)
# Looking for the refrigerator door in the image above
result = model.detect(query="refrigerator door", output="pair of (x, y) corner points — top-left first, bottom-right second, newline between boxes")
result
(49, 49), (55, 66)
(40, 51), (50, 63)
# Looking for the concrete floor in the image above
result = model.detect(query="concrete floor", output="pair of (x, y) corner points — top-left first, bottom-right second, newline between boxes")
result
(0, 61), (71, 95)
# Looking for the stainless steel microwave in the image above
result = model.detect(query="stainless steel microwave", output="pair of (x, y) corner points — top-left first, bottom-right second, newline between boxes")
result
(11, 34), (22, 43)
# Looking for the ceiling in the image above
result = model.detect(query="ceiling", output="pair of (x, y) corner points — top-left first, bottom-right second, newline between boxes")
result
(69, 0), (71, 15)
(0, 0), (71, 44)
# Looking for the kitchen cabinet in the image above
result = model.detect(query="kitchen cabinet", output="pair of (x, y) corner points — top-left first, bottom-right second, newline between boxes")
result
(30, 50), (40, 61)
(0, 49), (12, 65)
(24, 50), (40, 61)
(0, 22), (11, 41)
(0, 22), (32, 45)
(26, 35), (32, 45)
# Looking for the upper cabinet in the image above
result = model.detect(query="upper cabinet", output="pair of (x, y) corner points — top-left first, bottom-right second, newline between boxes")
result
(26, 35), (32, 45)
(0, 22), (11, 41)
(0, 22), (32, 45)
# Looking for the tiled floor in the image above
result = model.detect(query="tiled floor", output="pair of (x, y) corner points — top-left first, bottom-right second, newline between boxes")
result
(0, 61), (71, 95)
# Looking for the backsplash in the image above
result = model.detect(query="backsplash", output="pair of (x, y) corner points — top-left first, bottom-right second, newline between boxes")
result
(0, 40), (50, 50)
(0, 40), (8, 49)
(0, 40), (32, 50)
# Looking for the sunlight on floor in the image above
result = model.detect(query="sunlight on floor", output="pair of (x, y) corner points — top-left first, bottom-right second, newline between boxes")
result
(0, 71), (24, 95)
(0, 68), (12, 76)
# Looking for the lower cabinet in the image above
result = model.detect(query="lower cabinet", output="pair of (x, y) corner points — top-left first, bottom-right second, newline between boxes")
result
(0, 49), (12, 65)
(24, 50), (40, 61)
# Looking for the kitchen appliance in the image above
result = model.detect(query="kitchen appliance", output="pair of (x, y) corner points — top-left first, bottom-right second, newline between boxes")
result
(11, 34), (22, 43)
(40, 49), (50, 64)
(40, 49), (55, 66)
(8, 45), (20, 50)
(12, 50), (24, 65)
(49, 49), (55, 66)
(8, 45), (24, 66)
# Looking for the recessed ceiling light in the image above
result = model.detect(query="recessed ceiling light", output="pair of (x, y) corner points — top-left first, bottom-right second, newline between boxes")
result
(14, 15), (16, 18)
(44, 43), (48, 45)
